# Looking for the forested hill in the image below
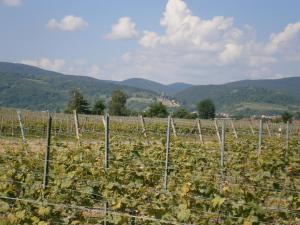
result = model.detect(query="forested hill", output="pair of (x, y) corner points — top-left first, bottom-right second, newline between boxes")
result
(120, 78), (192, 96)
(175, 77), (300, 116)
(0, 62), (157, 111)
(1, 61), (300, 116)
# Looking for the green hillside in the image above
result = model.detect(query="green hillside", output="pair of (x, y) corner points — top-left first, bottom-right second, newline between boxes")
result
(1, 62), (300, 116)
(121, 78), (193, 96)
(175, 80), (300, 116)
(0, 62), (157, 111)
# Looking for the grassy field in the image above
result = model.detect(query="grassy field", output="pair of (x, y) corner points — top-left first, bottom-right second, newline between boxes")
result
(0, 110), (299, 224)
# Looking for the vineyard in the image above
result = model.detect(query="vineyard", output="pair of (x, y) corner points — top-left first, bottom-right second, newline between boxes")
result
(0, 109), (299, 225)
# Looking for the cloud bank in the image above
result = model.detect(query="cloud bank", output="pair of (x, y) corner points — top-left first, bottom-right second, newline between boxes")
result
(105, 17), (139, 40)
(1, 0), (22, 7)
(47, 15), (88, 31)
(104, 0), (300, 84)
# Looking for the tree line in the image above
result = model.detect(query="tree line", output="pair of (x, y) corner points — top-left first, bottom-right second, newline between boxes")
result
(64, 89), (300, 122)
(64, 89), (216, 119)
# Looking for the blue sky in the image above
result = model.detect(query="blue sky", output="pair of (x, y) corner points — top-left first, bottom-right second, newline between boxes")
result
(1, 0), (300, 84)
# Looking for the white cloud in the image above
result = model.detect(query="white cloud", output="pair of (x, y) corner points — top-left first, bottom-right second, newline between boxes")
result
(121, 52), (132, 62)
(47, 15), (88, 31)
(21, 58), (66, 71)
(89, 65), (101, 76)
(267, 22), (300, 53)
(105, 17), (139, 40)
(139, 31), (160, 48)
(219, 43), (242, 65)
(2, 0), (22, 7)
(21, 58), (104, 78)
(140, 0), (242, 53)
(101, 0), (300, 84)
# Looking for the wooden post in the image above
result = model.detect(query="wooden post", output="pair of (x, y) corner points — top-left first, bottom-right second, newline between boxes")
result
(163, 116), (171, 190)
(214, 120), (221, 145)
(220, 120), (225, 182)
(104, 114), (109, 169)
(0, 115), (3, 136)
(66, 116), (69, 136)
(258, 119), (263, 155)
(43, 115), (52, 190)
(230, 119), (238, 139)
(249, 119), (255, 135)
(59, 118), (63, 134)
(170, 117), (177, 137)
(266, 122), (272, 138)
(139, 115), (147, 137)
(70, 116), (73, 136)
(82, 116), (88, 132)
(17, 111), (26, 144)
(102, 115), (106, 129)
(53, 115), (57, 137)
(11, 115), (14, 136)
(92, 117), (96, 132)
(73, 110), (80, 140)
(197, 119), (204, 144)
(104, 113), (109, 225)
(285, 121), (290, 151)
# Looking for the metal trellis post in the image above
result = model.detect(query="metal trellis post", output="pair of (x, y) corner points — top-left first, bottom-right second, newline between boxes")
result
(43, 114), (52, 190)
(258, 119), (263, 155)
(17, 111), (26, 144)
(163, 115), (171, 191)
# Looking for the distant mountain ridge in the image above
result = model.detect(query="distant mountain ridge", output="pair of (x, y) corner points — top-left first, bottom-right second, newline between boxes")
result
(120, 78), (193, 96)
(175, 77), (300, 116)
(0, 61), (299, 116)
(0, 62), (157, 111)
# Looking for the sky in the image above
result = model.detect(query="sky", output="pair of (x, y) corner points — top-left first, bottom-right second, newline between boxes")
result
(0, 0), (300, 85)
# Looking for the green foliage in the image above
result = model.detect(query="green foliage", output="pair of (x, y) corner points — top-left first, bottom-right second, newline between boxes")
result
(175, 80), (300, 115)
(0, 111), (300, 224)
(92, 99), (106, 115)
(122, 78), (192, 95)
(295, 112), (300, 120)
(197, 99), (215, 119)
(64, 89), (91, 114)
(281, 111), (293, 123)
(173, 107), (189, 118)
(0, 62), (157, 112)
(108, 90), (128, 116)
(0, 133), (299, 224)
(144, 102), (168, 118)
(173, 107), (197, 119)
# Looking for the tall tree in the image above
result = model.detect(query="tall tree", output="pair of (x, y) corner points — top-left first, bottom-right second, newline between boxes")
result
(281, 111), (293, 123)
(173, 107), (190, 118)
(92, 99), (106, 115)
(108, 90), (128, 116)
(145, 102), (168, 118)
(197, 99), (215, 119)
(295, 112), (300, 120)
(65, 89), (90, 114)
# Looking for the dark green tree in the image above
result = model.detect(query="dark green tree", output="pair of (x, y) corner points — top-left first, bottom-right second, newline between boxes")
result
(173, 107), (190, 119)
(145, 102), (168, 118)
(92, 99), (106, 115)
(197, 99), (215, 119)
(108, 90), (128, 116)
(65, 89), (90, 114)
(281, 111), (293, 123)
(185, 112), (198, 119)
(295, 112), (300, 120)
